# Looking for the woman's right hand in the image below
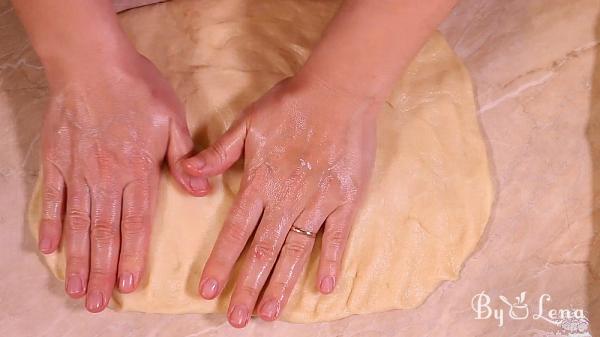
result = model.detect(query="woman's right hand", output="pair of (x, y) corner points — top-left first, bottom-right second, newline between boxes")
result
(38, 49), (206, 313)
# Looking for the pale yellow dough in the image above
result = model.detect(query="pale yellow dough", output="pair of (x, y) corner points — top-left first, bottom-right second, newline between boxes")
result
(28, 0), (494, 323)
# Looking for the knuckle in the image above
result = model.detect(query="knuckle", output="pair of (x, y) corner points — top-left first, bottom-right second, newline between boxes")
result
(42, 151), (64, 166)
(325, 227), (346, 249)
(238, 284), (260, 297)
(208, 141), (228, 165)
(66, 255), (88, 269)
(323, 227), (347, 264)
(91, 222), (117, 245)
(222, 223), (250, 246)
(267, 279), (288, 291)
(42, 185), (63, 203)
(151, 97), (175, 116)
(252, 241), (277, 263)
(67, 209), (90, 231)
(88, 267), (113, 280)
(119, 251), (145, 266)
(40, 218), (60, 230)
(242, 169), (262, 191)
(121, 215), (147, 235)
(130, 150), (157, 171)
(282, 239), (309, 259)
(94, 152), (114, 170)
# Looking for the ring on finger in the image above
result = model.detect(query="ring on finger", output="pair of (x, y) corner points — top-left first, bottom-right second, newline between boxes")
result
(289, 225), (317, 238)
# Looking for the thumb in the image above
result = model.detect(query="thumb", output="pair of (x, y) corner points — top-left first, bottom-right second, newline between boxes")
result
(167, 117), (210, 196)
(183, 118), (248, 178)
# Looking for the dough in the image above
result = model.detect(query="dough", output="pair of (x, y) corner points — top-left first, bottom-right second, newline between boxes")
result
(28, 0), (494, 323)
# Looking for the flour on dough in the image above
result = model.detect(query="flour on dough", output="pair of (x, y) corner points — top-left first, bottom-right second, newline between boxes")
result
(29, 0), (494, 323)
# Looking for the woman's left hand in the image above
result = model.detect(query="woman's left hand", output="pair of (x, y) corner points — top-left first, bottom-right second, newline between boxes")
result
(183, 77), (378, 327)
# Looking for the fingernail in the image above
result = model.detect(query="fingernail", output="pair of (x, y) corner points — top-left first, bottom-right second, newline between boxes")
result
(185, 157), (205, 173)
(66, 275), (83, 295)
(189, 176), (206, 192)
(39, 238), (52, 253)
(259, 299), (280, 321)
(200, 278), (218, 299)
(119, 272), (135, 293)
(228, 305), (249, 328)
(320, 276), (335, 294)
(86, 290), (105, 313)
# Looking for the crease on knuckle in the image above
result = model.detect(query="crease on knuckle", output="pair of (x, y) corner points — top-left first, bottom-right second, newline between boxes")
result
(324, 227), (346, 260)
(88, 267), (113, 280)
(282, 239), (309, 259)
(222, 221), (251, 246)
(267, 279), (288, 292)
(119, 251), (145, 266)
(252, 241), (276, 263)
(42, 185), (62, 203)
(41, 196), (62, 220)
(91, 222), (117, 245)
(66, 256), (88, 270)
(40, 219), (60, 230)
(121, 215), (147, 236)
(67, 209), (90, 231)
(238, 284), (260, 297)
(93, 146), (116, 165)
(209, 141), (228, 165)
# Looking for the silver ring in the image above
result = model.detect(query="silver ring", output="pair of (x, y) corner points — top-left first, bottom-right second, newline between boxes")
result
(290, 225), (317, 238)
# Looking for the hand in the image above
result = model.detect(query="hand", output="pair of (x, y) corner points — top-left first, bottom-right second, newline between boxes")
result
(183, 77), (378, 327)
(38, 50), (205, 312)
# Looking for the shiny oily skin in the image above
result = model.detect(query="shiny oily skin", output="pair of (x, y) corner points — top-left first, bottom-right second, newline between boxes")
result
(184, 78), (378, 327)
(15, 0), (459, 325)
(38, 54), (205, 313)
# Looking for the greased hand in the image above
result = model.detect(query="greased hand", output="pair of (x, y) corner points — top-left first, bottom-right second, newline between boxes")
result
(38, 51), (205, 312)
(183, 78), (378, 327)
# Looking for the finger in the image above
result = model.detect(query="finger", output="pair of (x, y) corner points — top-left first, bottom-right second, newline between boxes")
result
(183, 117), (247, 178)
(166, 116), (210, 196)
(86, 187), (122, 313)
(227, 207), (296, 328)
(198, 184), (263, 300)
(117, 178), (157, 293)
(257, 209), (322, 321)
(39, 162), (65, 254)
(317, 204), (355, 294)
(64, 180), (91, 298)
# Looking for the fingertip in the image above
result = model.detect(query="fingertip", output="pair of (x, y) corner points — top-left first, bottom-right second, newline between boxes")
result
(85, 290), (107, 313)
(319, 275), (335, 294)
(170, 168), (211, 196)
(38, 236), (57, 254)
(188, 176), (211, 196)
(66, 275), (86, 298)
(227, 304), (250, 328)
(198, 277), (219, 300)
(183, 156), (205, 176)
(118, 272), (137, 294)
(258, 298), (280, 321)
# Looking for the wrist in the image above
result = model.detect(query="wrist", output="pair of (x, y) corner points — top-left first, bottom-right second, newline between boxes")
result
(39, 29), (138, 82)
(281, 72), (383, 121)
(293, 66), (388, 107)
(14, 0), (137, 84)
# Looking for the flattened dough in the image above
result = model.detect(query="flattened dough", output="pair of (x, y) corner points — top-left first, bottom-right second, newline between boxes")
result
(28, 0), (494, 323)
